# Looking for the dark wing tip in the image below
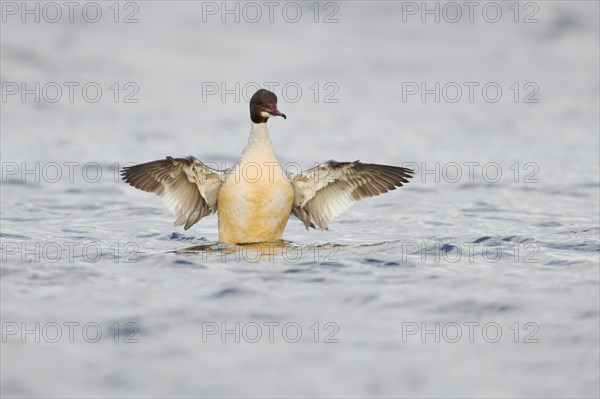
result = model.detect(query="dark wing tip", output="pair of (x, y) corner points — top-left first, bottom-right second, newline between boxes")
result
(349, 163), (415, 200)
(121, 158), (178, 193)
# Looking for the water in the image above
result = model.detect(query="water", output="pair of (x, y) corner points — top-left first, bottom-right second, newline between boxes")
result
(1, 1), (599, 397)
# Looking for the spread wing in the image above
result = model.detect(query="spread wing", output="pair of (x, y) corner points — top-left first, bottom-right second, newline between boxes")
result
(122, 156), (224, 230)
(291, 160), (413, 230)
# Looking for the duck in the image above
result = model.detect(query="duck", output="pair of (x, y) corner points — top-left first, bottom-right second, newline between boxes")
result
(122, 89), (413, 244)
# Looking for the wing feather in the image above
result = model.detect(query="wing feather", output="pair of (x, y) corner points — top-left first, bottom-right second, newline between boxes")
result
(122, 156), (224, 230)
(291, 161), (413, 230)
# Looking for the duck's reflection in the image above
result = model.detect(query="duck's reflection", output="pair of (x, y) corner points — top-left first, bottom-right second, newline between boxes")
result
(173, 241), (345, 263)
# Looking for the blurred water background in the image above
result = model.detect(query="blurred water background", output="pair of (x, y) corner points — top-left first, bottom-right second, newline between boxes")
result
(1, 1), (599, 397)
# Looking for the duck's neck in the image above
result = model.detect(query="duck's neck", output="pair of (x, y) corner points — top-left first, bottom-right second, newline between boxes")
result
(243, 122), (275, 157)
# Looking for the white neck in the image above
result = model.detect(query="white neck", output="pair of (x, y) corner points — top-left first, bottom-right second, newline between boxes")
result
(243, 122), (274, 155)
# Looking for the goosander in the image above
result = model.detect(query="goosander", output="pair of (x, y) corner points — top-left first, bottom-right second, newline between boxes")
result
(122, 89), (413, 244)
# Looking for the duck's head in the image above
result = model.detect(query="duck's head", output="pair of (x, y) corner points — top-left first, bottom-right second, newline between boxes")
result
(250, 89), (286, 124)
